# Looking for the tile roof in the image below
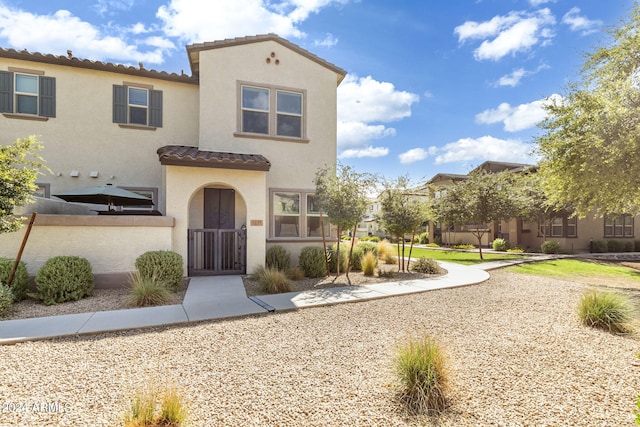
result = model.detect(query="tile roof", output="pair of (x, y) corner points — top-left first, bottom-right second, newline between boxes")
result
(0, 47), (198, 84)
(157, 145), (271, 171)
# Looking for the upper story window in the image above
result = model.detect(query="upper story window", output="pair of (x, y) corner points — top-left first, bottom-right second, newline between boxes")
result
(0, 70), (56, 118)
(238, 83), (306, 141)
(113, 84), (162, 128)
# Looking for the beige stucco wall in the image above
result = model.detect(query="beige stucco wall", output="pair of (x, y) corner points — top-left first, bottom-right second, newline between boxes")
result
(164, 165), (267, 274)
(196, 40), (338, 191)
(0, 58), (199, 213)
(0, 215), (174, 275)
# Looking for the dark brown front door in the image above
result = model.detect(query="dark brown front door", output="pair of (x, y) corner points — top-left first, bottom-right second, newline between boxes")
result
(204, 188), (235, 229)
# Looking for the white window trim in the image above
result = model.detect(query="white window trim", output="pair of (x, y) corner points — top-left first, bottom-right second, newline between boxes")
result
(269, 188), (332, 240)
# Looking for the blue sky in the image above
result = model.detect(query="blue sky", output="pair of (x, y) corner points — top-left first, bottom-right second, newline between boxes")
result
(0, 0), (634, 182)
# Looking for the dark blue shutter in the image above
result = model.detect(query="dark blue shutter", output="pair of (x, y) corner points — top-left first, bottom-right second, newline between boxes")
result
(149, 89), (162, 127)
(0, 71), (13, 113)
(113, 85), (127, 123)
(39, 76), (56, 117)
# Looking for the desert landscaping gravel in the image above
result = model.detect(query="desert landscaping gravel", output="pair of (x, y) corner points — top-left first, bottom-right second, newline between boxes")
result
(0, 270), (638, 426)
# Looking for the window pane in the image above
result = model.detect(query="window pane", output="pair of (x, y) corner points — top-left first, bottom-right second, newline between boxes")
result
(277, 114), (301, 137)
(242, 87), (269, 111)
(567, 217), (577, 237)
(274, 192), (299, 214)
(277, 91), (301, 114)
(243, 111), (268, 134)
(625, 216), (634, 236)
(129, 88), (148, 106)
(307, 194), (321, 214)
(274, 215), (300, 237)
(17, 95), (37, 114)
(129, 106), (147, 125)
(16, 74), (37, 93)
(307, 215), (330, 237)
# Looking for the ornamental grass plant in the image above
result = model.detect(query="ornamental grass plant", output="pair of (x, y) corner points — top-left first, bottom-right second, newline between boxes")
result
(577, 289), (634, 333)
(394, 335), (449, 415)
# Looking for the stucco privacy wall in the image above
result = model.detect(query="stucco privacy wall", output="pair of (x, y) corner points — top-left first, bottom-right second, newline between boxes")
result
(0, 215), (174, 276)
(1, 57), (199, 211)
(164, 165), (267, 274)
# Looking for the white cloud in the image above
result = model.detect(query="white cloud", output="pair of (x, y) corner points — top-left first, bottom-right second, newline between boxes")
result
(562, 7), (602, 35)
(94, 0), (134, 16)
(339, 146), (390, 159)
(0, 6), (172, 65)
(157, 0), (350, 43)
(454, 9), (556, 61)
(529, 0), (555, 6)
(398, 147), (435, 164)
(314, 33), (338, 47)
(495, 63), (549, 87)
(475, 94), (560, 132)
(336, 74), (418, 158)
(434, 136), (534, 164)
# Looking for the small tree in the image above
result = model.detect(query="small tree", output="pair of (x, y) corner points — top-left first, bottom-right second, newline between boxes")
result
(432, 169), (520, 259)
(0, 136), (45, 233)
(378, 176), (430, 271)
(314, 163), (376, 282)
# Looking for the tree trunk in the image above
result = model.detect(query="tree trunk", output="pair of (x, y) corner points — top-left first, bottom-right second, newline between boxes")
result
(407, 224), (418, 271)
(344, 224), (358, 285)
(320, 213), (330, 276)
(333, 226), (342, 281)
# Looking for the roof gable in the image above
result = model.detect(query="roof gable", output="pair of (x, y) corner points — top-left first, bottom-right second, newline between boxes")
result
(186, 34), (347, 84)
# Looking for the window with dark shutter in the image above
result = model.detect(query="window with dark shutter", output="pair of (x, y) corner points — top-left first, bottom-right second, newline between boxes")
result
(0, 71), (13, 113)
(113, 84), (162, 127)
(39, 76), (56, 118)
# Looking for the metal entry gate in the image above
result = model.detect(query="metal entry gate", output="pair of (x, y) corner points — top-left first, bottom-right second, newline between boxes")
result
(188, 228), (246, 275)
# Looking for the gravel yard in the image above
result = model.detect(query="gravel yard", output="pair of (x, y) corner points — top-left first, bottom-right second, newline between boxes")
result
(0, 270), (638, 426)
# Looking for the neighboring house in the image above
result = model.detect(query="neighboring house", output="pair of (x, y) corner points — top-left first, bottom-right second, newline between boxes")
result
(355, 198), (382, 238)
(0, 34), (346, 283)
(426, 161), (640, 252)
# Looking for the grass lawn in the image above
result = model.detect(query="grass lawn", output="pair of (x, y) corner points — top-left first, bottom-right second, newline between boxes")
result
(506, 258), (640, 283)
(402, 246), (527, 265)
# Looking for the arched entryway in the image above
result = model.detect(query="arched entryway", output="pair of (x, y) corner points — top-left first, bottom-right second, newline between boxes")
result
(187, 184), (248, 275)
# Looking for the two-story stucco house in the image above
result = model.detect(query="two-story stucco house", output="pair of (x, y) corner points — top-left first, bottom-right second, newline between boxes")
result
(0, 34), (346, 284)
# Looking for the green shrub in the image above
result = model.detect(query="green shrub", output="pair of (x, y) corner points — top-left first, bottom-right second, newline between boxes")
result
(635, 240), (640, 252)
(0, 285), (13, 318)
(418, 232), (429, 245)
(607, 239), (624, 253)
(360, 235), (381, 242)
(592, 240), (608, 253)
(34, 256), (94, 305)
(577, 290), (634, 333)
(252, 266), (293, 294)
(0, 258), (29, 301)
(394, 335), (448, 415)
(362, 251), (377, 276)
(507, 247), (525, 253)
(492, 238), (509, 251)
(385, 254), (398, 265)
(452, 244), (475, 249)
(433, 237), (442, 246)
(624, 240), (635, 252)
(127, 272), (174, 308)
(298, 246), (327, 278)
(287, 266), (305, 281)
(135, 251), (183, 292)
(410, 258), (441, 274)
(265, 245), (290, 271)
(351, 242), (378, 271)
(425, 243), (440, 248)
(541, 240), (560, 254)
(328, 243), (349, 273)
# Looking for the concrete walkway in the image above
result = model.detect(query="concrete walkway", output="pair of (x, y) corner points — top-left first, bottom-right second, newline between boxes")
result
(0, 260), (493, 345)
